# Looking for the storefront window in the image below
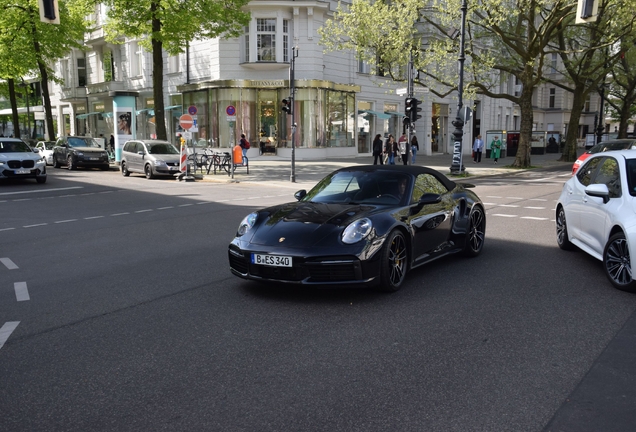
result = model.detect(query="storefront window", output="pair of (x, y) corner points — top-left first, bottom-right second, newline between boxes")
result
(326, 90), (354, 147)
(183, 90), (209, 147)
(258, 90), (278, 148)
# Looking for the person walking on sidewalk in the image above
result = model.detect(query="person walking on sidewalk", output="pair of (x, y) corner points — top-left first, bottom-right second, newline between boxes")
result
(385, 135), (397, 165)
(490, 135), (502, 164)
(411, 136), (419, 164)
(472, 134), (484, 163)
(398, 133), (410, 165)
(372, 134), (384, 165)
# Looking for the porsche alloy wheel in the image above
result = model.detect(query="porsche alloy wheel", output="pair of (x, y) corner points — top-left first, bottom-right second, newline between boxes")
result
(463, 206), (486, 257)
(378, 230), (408, 292)
(603, 232), (636, 292)
(556, 206), (574, 251)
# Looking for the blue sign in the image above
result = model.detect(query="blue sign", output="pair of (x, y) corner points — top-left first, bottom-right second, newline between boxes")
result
(226, 105), (236, 116)
(188, 105), (197, 115)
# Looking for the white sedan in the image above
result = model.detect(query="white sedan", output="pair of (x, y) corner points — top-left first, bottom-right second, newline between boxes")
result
(556, 150), (636, 292)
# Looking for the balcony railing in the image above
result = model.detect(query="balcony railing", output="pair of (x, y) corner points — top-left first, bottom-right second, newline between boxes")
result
(86, 81), (124, 95)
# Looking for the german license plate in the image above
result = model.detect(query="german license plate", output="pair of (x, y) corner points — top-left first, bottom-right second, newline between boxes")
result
(251, 254), (292, 267)
(90, 157), (100, 160)
(15, 169), (30, 174)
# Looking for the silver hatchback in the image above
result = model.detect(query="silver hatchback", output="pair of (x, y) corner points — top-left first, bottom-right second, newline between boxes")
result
(120, 140), (181, 179)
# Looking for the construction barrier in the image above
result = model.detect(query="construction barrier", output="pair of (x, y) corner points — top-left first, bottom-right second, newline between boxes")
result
(179, 140), (187, 174)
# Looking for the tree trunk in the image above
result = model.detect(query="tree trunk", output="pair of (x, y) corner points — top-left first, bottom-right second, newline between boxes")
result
(617, 103), (631, 139)
(561, 85), (587, 162)
(513, 84), (534, 168)
(151, 1), (167, 141)
(8, 79), (21, 138)
(37, 60), (56, 140)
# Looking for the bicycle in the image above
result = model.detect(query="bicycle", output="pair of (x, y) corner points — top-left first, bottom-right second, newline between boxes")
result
(206, 151), (231, 174)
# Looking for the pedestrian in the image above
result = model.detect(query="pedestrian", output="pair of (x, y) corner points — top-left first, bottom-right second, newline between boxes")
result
(411, 136), (419, 164)
(109, 134), (115, 153)
(384, 135), (397, 164)
(472, 134), (484, 163)
(398, 133), (410, 165)
(490, 135), (502, 164)
(372, 134), (384, 165)
(239, 133), (250, 165)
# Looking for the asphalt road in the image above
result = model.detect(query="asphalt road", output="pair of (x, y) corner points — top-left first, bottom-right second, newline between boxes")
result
(1, 164), (635, 431)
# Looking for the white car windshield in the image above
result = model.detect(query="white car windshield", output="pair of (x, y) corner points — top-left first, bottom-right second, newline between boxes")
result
(0, 140), (32, 153)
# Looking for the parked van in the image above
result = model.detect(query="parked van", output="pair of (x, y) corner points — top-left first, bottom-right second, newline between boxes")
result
(120, 140), (181, 179)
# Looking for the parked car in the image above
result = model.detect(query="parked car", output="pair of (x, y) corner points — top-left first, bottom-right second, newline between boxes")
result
(571, 139), (636, 175)
(52, 136), (110, 170)
(35, 141), (55, 165)
(120, 140), (182, 179)
(228, 165), (486, 292)
(557, 150), (636, 292)
(0, 138), (47, 183)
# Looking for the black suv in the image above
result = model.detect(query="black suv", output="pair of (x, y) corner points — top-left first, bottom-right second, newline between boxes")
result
(52, 136), (110, 170)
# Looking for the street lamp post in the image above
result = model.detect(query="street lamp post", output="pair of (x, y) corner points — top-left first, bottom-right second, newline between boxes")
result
(450, 0), (468, 174)
(290, 46), (298, 183)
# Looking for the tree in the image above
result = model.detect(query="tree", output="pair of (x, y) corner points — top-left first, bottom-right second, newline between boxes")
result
(0, 0), (93, 140)
(605, 44), (636, 138)
(103, 0), (250, 140)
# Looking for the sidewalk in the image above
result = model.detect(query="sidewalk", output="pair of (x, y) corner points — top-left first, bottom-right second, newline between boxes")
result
(198, 151), (572, 189)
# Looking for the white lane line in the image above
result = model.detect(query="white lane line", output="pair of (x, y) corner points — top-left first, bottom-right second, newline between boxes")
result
(505, 197), (524, 200)
(59, 194), (76, 198)
(111, 212), (129, 216)
(521, 216), (550, 221)
(55, 219), (78, 224)
(529, 198), (548, 201)
(499, 204), (520, 208)
(0, 322), (20, 350)
(14, 282), (29, 301)
(0, 186), (82, 196)
(482, 202), (498, 206)
(196, 202), (209, 205)
(0, 228), (16, 232)
(0, 258), (18, 270)
(178, 204), (193, 207)
(523, 206), (546, 210)
(98, 191), (114, 194)
(23, 223), (48, 228)
(84, 216), (104, 220)
(135, 209), (153, 213)
(491, 214), (518, 218)
(80, 193), (96, 196)
(13, 199), (32, 202)
(157, 206), (174, 210)
(486, 196), (502, 198)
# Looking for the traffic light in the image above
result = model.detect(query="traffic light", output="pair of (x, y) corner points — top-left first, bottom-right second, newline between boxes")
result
(405, 98), (422, 124)
(281, 98), (292, 115)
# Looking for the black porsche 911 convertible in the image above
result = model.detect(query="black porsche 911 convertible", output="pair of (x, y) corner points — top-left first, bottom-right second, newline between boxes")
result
(228, 165), (486, 292)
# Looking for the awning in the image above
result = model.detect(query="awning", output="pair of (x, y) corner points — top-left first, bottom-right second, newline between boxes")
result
(358, 109), (391, 120)
(165, 105), (182, 110)
(136, 109), (155, 116)
(384, 111), (405, 117)
(76, 112), (102, 119)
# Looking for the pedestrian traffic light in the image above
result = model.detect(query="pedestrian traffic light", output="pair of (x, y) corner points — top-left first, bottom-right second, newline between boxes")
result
(402, 116), (410, 128)
(281, 98), (292, 115)
(405, 98), (422, 123)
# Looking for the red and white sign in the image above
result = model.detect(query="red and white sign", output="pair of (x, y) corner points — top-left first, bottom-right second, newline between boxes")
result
(179, 114), (194, 130)
(226, 105), (236, 116)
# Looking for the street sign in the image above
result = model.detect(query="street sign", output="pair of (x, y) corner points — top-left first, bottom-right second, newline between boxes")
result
(188, 105), (197, 116)
(179, 114), (194, 130)
(226, 105), (236, 116)
(396, 87), (407, 96)
(397, 87), (428, 96)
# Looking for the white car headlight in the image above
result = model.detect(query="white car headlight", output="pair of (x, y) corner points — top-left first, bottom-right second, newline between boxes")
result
(237, 212), (258, 236)
(342, 218), (372, 244)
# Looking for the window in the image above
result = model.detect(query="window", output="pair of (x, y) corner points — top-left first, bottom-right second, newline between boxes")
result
(103, 48), (115, 82)
(61, 59), (70, 87)
(130, 41), (143, 76)
(577, 157), (602, 186)
(595, 157), (621, 198)
(549, 88), (556, 108)
(243, 26), (249, 62)
(283, 20), (289, 62)
(168, 54), (179, 74)
(77, 58), (86, 86)
(551, 53), (558, 73)
(257, 19), (276, 62)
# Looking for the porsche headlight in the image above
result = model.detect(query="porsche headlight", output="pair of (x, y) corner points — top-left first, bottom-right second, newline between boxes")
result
(237, 212), (258, 236)
(342, 218), (372, 244)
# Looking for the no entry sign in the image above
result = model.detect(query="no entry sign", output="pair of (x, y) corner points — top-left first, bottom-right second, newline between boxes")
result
(179, 114), (194, 130)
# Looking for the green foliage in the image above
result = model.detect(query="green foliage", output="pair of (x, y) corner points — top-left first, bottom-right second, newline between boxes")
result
(103, 0), (251, 55)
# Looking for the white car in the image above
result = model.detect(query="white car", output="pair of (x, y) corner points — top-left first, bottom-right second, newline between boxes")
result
(556, 150), (636, 292)
(35, 140), (55, 165)
(0, 138), (47, 183)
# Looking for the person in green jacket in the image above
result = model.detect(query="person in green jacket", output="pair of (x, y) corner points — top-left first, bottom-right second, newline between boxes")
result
(490, 135), (502, 164)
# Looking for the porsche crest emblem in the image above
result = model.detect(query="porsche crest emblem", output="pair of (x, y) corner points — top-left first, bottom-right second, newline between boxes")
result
(279, 237), (285, 243)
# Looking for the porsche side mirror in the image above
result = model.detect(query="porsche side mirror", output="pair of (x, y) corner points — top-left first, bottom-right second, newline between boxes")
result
(294, 190), (307, 201)
(418, 193), (442, 205)
(585, 183), (610, 204)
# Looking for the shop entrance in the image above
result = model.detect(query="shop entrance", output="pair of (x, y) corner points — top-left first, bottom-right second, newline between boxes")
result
(432, 103), (449, 153)
(258, 90), (278, 154)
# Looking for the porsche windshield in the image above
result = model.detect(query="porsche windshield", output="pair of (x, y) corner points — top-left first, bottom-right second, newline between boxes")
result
(303, 171), (410, 205)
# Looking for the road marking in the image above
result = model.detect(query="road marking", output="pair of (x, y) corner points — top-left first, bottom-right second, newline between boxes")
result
(0, 186), (82, 196)
(505, 197), (524, 199)
(491, 214), (517, 218)
(14, 282), (29, 301)
(0, 258), (18, 269)
(178, 204), (193, 207)
(529, 198), (548, 201)
(0, 321), (20, 350)
(521, 216), (550, 221)
(55, 219), (78, 224)
(0, 228), (16, 232)
(23, 223), (48, 228)
(98, 191), (114, 194)
(84, 216), (104, 220)
(499, 204), (520, 208)
(486, 196), (502, 198)
(157, 206), (174, 210)
(13, 199), (32, 202)
(523, 206), (546, 210)
(135, 209), (153, 213)
(111, 212), (129, 216)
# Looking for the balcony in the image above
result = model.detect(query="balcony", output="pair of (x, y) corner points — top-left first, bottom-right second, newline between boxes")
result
(59, 86), (87, 102)
(84, 26), (106, 47)
(86, 81), (124, 95)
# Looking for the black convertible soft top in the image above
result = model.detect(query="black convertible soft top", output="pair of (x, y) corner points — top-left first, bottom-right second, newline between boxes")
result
(335, 165), (457, 191)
